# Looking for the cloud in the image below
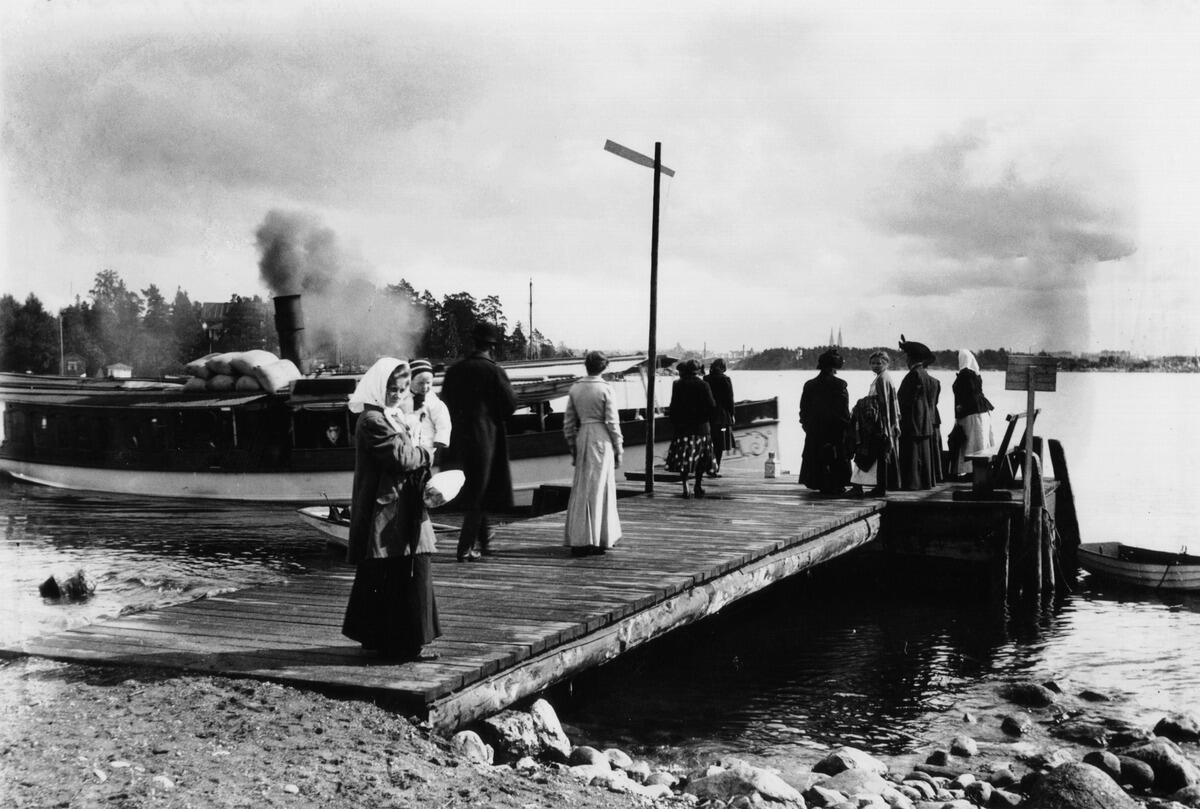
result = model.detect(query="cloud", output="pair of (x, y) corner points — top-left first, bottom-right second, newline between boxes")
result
(875, 124), (1136, 296)
(2, 22), (485, 252)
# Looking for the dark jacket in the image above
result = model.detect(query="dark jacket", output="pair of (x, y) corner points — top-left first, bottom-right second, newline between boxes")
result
(952, 368), (993, 418)
(668, 376), (715, 437)
(704, 370), (735, 427)
(347, 408), (431, 564)
(439, 351), (519, 511)
(898, 366), (939, 438)
(798, 370), (851, 491)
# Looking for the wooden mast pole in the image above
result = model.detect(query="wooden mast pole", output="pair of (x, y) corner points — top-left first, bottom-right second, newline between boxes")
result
(645, 142), (662, 494)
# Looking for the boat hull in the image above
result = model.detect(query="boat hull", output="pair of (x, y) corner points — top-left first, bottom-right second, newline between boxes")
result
(1078, 542), (1200, 591)
(1, 384), (778, 504)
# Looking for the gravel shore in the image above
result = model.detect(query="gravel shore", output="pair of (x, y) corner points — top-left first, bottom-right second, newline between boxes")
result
(0, 657), (642, 809)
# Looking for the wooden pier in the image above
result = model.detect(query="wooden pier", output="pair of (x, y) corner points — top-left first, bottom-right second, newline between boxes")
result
(0, 468), (1064, 732)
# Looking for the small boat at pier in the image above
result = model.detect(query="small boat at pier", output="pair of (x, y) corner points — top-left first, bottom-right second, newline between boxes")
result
(1077, 542), (1200, 591)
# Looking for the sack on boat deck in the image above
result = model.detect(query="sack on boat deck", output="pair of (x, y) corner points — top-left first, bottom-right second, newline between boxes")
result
(207, 373), (236, 392)
(230, 350), (279, 376)
(235, 374), (263, 392)
(184, 353), (219, 379)
(183, 375), (208, 392)
(423, 470), (465, 509)
(205, 353), (239, 375)
(253, 359), (302, 392)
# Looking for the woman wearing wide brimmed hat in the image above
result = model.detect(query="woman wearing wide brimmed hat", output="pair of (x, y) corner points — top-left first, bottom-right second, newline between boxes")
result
(897, 336), (944, 490)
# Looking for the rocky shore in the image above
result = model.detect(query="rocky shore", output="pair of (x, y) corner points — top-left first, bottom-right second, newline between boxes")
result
(2, 655), (1198, 809)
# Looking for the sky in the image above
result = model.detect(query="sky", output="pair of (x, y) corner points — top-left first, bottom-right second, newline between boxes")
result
(2, 0), (1199, 356)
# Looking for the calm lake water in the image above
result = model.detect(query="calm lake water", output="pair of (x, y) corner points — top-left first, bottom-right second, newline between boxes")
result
(2, 369), (1198, 771)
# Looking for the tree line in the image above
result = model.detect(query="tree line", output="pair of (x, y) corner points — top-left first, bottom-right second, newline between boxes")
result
(0, 269), (568, 377)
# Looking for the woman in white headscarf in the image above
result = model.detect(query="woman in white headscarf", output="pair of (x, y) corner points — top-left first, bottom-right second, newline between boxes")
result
(950, 349), (995, 477)
(341, 357), (440, 660)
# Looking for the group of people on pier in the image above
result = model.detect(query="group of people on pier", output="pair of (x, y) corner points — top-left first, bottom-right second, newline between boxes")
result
(337, 329), (994, 661)
(798, 337), (995, 498)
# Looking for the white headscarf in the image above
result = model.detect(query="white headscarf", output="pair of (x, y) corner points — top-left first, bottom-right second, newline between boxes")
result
(348, 357), (409, 414)
(958, 349), (980, 374)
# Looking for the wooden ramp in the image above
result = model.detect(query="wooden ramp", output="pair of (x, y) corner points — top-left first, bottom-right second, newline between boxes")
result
(2, 471), (894, 731)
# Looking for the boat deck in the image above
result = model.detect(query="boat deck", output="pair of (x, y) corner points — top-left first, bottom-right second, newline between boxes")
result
(1, 472), (984, 730)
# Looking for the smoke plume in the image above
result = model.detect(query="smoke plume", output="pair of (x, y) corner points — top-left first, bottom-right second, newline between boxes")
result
(253, 209), (426, 366)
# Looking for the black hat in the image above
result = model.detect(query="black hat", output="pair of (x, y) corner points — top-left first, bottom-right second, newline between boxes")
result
(898, 334), (934, 364)
(471, 322), (501, 346)
(817, 348), (844, 370)
(409, 359), (433, 376)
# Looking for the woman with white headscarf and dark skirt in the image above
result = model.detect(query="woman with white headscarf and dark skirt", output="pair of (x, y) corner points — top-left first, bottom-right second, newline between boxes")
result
(342, 357), (440, 661)
(950, 349), (995, 478)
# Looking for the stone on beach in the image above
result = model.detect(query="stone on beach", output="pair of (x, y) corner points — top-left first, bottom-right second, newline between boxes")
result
(949, 734), (978, 757)
(1156, 714), (1200, 744)
(1023, 762), (1138, 809)
(1122, 738), (1200, 792)
(812, 745), (889, 776)
(528, 698), (572, 762)
(478, 709), (542, 763)
(684, 759), (804, 805)
(1001, 713), (1034, 736)
(450, 730), (494, 765)
(1116, 755), (1156, 790)
(1081, 750), (1122, 782)
(568, 745), (610, 769)
(1001, 681), (1058, 708)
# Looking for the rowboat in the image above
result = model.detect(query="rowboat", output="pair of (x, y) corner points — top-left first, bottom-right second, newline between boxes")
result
(1077, 542), (1200, 591)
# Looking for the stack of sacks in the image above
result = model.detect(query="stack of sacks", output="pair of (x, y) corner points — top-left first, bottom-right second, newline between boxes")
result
(181, 350), (303, 392)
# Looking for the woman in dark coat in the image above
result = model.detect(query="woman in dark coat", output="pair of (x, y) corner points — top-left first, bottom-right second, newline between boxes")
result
(664, 359), (717, 498)
(342, 357), (440, 661)
(798, 348), (852, 495)
(703, 358), (736, 476)
(897, 336), (943, 490)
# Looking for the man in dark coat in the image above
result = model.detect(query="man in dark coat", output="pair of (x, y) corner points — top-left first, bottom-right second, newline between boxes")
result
(798, 348), (852, 495)
(439, 322), (518, 561)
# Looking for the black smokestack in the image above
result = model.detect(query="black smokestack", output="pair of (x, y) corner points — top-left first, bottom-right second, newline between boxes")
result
(273, 294), (305, 369)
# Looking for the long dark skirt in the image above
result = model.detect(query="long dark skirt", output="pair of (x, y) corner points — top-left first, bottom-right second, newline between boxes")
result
(342, 554), (440, 657)
(899, 436), (937, 490)
(799, 435), (851, 494)
(664, 434), (717, 477)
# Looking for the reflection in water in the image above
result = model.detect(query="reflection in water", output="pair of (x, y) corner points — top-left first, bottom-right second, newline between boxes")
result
(556, 561), (1200, 770)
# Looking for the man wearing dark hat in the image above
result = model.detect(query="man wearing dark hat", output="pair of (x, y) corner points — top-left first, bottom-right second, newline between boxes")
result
(897, 335), (944, 489)
(439, 322), (518, 561)
(798, 348), (852, 496)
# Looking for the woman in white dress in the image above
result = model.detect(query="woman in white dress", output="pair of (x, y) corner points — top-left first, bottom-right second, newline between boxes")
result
(563, 351), (623, 555)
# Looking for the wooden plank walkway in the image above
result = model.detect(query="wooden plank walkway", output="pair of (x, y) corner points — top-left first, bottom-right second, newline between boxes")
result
(0, 470), (928, 731)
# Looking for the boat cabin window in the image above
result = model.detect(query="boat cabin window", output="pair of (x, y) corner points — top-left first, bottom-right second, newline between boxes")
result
(292, 409), (352, 449)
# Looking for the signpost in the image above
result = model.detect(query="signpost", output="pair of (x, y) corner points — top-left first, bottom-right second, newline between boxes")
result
(1005, 354), (1058, 595)
(604, 139), (675, 494)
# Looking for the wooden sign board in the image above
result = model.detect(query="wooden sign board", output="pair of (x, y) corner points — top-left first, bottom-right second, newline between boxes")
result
(1005, 354), (1058, 392)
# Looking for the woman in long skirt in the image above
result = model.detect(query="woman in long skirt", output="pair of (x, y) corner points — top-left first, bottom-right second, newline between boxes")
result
(664, 359), (717, 498)
(704, 358), (736, 476)
(563, 351), (623, 556)
(341, 357), (440, 661)
(897, 336), (942, 490)
(951, 349), (995, 477)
